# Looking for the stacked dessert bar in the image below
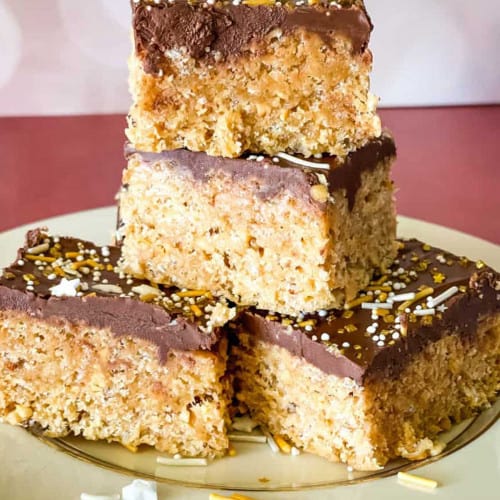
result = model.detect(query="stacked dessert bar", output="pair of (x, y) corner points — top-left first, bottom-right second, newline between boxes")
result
(0, 0), (498, 472)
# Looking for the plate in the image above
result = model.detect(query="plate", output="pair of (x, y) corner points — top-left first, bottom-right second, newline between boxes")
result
(0, 207), (499, 500)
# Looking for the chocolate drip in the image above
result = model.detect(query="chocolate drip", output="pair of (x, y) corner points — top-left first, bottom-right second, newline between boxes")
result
(237, 240), (500, 383)
(126, 134), (396, 209)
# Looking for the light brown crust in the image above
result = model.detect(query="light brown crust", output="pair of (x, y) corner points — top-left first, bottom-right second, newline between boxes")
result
(127, 29), (380, 158)
(0, 310), (231, 458)
(118, 154), (396, 315)
(231, 315), (500, 469)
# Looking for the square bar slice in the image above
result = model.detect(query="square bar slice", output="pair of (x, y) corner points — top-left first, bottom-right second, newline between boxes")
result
(229, 239), (500, 469)
(127, 0), (381, 158)
(0, 230), (236, 458)
(118, 133), (397, 315)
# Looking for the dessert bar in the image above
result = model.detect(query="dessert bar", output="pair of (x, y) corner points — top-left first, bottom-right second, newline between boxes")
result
(230, 239), (500, 469)
(0, 230), (236, 458)
(128, 0), (381, 158)
(119, 134), (397, 315)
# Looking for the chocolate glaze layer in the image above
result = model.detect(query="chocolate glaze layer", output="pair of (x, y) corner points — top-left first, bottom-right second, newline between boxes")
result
(132, 0), (372, 73)
(126, 134), (395, 210)
(0, 231), (236, 361)
(237, 240), (500, 384)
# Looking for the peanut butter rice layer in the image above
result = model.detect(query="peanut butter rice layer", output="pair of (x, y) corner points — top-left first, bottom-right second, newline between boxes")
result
(230, 239), (500, 469)
(118, 134), (397, 315)
(127, 0), (381, 158)
(0, 229), (236, 458)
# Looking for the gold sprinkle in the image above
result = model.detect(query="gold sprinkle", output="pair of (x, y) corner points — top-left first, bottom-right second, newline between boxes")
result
(274, 435), (292, 454)
(408, 313), (417, 323)
(190, 304), (203, 317)
(375, 308), (390, 316)
(459, 285), (467, 293)
(342, 310), (354, 319)
(354, 344), (362, 350)
(416, 260), (429, 271)
(459, 256), (469, 267)
(422, 244), (431, 251)
(298, 319), (315, 328)
(365, 285), (392, 292)
(383, 314), (395, 324)
(345, 296), (372, 310)
(432, 272), (446, 284)
(106, 264), (114, 271)
(25, 254), (55, 263)
(52, 266), (65, 277)
(2, 271), (15, 280)
(177, 290), (210, 298)
(345, 324), (358, 333)
(123, 443), (138, 453)
(372, 275), (389, 286)
(337, 328), (345, 334)
(421, 316), (433, 326)
(378, 292), (388, 302)
(281, 318), (292, 326)
(476, 260), (486, 269)
(22, 274), (36, 282)
(64, 251), (81, 259)
(398, 287), (434, 312)
(356, 352), (362, 359)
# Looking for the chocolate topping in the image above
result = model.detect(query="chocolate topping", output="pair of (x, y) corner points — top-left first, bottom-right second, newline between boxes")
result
(237, 240), (500, 384)
(0, 231), (236, 361)
(126, 134), (395, 209)
(132, 0), (372, 73)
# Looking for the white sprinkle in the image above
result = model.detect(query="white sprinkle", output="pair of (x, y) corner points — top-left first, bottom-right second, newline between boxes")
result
(377, 340), (385, 347)
(427, 286), (459, 308)
(276, 152), (330, 170)
(414, 308), (436, 316)
(291, 446), (301, 456)
(437, 304), (448, 313)
(342, 342), (350, 348)
(311, 335), (318, 341)
(27, 243), (49, 255)
(388, 292), (415, 303)
(173, 453), (181, 460)
(397, 471), (438, 490)
(361, 302), (392, 310)
(157, 456), (208, 467)
(122, 479), (157, 500)
(379, 334), (386, 341)
(101, 246), (110, 257)
(392, 332), (400, 339)
(320, 332), (330, 341)
(50, 278), (80, 297)
(317, 309), (328, 317)
(228, 433), (267, 444)
(305, 325), (313, 332)
(92, 284), (123, 295)
(372, 335), (379, 341)
(17, 260), (24, 266)
(262, 429), (280, 454)
(47, 273), (57, 280)
(366, 325), (376, 334)
(272, 157), (280, 163)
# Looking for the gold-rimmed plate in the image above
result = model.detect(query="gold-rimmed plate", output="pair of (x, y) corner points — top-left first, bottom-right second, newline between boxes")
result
(0, 207), (499, 499)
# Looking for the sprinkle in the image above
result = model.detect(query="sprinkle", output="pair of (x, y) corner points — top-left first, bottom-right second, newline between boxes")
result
(26, 254), (55, 264)
(377, 340), (385, 347)
(397, 471), (438, 490)
(27, 243), (50, 255)
(91, 284), (124, 295)
(290, 446), (301, 456)
(320, 332), (330, 341)
(122, 480), (157, 500)
(414, 308), (435, 316)
(388, 292), (415, 303)
(361, 302), (393, 310)
(366, 325), (376, 334)
(397, 287), (434, 312)
(262, 429), (280, 454)
(427, 286), (459, 308)
(392, 332), (400, 339)
(274, 435), (292, 454)
(50, 278), (80, 297)
(17, 260), (24, 266)
(190, 304), (203, 317)
(277, 152), (330, 170)
(177, 289), (210, 298)
(344, 296), (372, 309)
(228, 433), (267, 443)
(101, 246), (110, 257)
(341, 341), (350, 348)
(476, 259), (486, 269)
(298, 319), (315, 328)
(157, 456), (208, 466)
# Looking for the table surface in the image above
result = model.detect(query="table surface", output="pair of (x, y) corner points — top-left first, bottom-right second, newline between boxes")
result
(0, 106), (499, 244)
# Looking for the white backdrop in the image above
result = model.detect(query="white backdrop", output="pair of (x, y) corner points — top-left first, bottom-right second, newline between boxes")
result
(0, 0), (499, 116)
